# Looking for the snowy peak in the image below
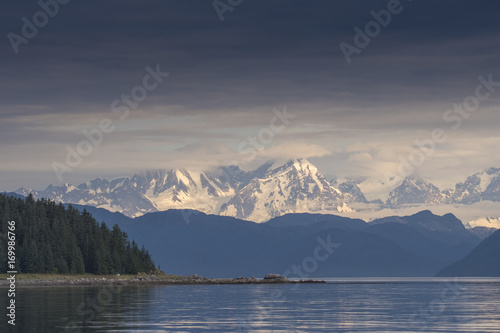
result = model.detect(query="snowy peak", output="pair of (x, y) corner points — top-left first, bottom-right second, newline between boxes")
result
(451, 167), (500, 204)
(266, 159), (326, 190)
(262, 158), (317, 178)
(13, 159), (357, 222)
(387, 175), (446, 208)
(277, 158), (318, 173)
(335, 180), (369, 204)
(219, 158), (353, 222)
(133, 168), (240, 213)
(386, 167), (500, 208)
(12, 162), (500, 223)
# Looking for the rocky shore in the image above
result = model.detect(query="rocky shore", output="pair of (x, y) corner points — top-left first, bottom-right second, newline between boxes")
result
(0, 274), (325, 287)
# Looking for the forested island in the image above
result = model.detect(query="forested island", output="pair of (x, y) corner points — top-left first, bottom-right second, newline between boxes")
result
(0, 194), (156, 275)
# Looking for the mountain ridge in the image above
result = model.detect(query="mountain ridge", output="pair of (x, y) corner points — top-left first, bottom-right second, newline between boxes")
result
(13, 159), (500, 225)
(436, 229), (500, 277)
(67, 205), (481, 277)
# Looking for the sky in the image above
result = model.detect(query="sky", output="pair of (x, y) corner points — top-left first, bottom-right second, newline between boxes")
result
(1, 0), (500, 191)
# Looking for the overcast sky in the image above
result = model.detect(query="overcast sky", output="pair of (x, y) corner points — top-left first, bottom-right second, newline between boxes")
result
(1, 0), (500, 190)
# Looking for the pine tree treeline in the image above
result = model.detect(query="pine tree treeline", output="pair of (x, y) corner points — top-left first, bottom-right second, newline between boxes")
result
(0, 194), (156, 275)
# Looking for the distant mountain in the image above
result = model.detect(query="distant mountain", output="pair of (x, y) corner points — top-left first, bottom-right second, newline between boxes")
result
(65, 203), (133, 230)
(2, 192), (24, 199)
(115, 210), (448, 277)
(17, 159), (355, 222)
(12, 162), (500, 224)
(336, 180), (369, 204)
(469, 227), (498, 239)
(219, 159), (354, 221)
(69, 204), (480, 277)
(447, 167), (500, 204)
(17, 180), (157, 217)
(17, 166), (251, 218)
(368, 210), (480, 263)
(377, 167), (500, 210)
(386, 176), (447, 208)
(265, 213), (367, 231)
(436, 229), (500, 277)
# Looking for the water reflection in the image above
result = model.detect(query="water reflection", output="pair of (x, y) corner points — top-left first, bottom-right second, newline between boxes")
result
(1, 279), (499, 332)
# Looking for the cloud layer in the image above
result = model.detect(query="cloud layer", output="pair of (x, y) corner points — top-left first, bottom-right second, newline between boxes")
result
(1, 0), (500, 189)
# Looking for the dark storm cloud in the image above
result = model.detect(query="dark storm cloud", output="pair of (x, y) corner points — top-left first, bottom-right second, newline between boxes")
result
(1, 0), (499, 113)
(1, 0), (500, 188)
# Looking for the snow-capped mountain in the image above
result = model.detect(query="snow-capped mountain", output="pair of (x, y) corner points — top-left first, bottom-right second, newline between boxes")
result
(386, 175), (447, 208)
(13, 161), (500, 224)
(130, 168), (238, 214)
(447, 167), (500, 204)
(219, 159), (354, 221)
(330, 179), (369, 204)
(17, 179), (157, 217)
(17, 166), (249, 218)
(376, 168), (500, 209)
(16, 159), (354, 222)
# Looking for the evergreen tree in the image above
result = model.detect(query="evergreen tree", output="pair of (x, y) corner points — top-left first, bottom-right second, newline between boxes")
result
(0, 194), (157, 275)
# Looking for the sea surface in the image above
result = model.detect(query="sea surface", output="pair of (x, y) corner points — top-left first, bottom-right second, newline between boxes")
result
(2, 278), (500, 332)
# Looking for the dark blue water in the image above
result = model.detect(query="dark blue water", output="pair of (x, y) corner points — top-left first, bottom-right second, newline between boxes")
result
(2, 278), (500, 332)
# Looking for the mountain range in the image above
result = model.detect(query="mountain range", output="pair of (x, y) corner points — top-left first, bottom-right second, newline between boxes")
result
(64, 205), (483, 277)
(13, 159), (500, 225)
(4, 190), (496, 277)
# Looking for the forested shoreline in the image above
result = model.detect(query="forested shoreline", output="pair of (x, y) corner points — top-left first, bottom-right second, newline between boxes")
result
(0, 194), (156, 275)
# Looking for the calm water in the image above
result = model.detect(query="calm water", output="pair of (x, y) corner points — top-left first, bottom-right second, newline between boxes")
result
(2, 278), (500, 332)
